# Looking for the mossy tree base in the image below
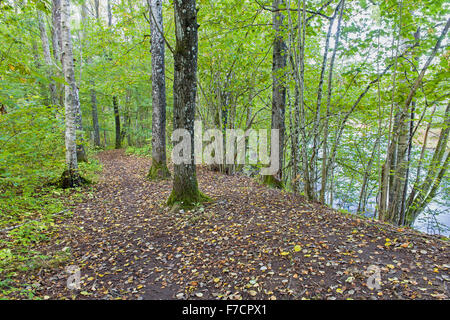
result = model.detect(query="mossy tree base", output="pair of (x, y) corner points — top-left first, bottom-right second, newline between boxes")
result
(261, 174), (284, 189)
(167, 189), (211, 210)
(147, 160), (171, 180)
(60, 169), (88, 189)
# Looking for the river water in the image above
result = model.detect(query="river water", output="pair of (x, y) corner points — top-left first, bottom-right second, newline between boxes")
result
(333, 191), (450, 237)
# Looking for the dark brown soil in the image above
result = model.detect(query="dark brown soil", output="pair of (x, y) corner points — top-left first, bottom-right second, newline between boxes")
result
(14, 150), (450, 300)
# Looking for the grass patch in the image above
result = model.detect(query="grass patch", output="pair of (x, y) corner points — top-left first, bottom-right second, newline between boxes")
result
(125, 145), (152, 157)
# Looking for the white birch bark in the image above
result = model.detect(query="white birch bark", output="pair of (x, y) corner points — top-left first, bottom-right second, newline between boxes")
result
(51, 0), (62, 64)
(61, 0), (79, 178)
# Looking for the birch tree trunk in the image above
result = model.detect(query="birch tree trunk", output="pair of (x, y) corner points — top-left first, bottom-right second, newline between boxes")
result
(60, 0), (82, 187)
(147, 0), (170, 179)
(51, 0), (62, 65)
(59, 0), (87, 162)
(167, 0), (207, 207)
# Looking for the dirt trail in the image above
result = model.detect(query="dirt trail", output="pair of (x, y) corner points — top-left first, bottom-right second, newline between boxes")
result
(21, 150), (450, 300)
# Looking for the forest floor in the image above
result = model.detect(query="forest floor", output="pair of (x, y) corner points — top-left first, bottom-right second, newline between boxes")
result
(9, 150), (450, 300)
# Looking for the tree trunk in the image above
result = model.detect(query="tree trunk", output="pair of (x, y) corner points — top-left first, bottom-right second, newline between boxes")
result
(357, 135), (380, 214)
(114, 96), (121, 149)
(90, 84), (101, 147)
(147, 0), (170, 179)
(320, 0), (344, 203)
(124, 89), (132, 147)
(107, 0), (113, 27)
(298, 0), (313, 200)
(167, 0), (207, 208)
(51, 0), (62, 64)
(80, 3), (101, 148)
(405, 104), (437, 214)
(51, 0), (65, 107)
(264, 0), (287, 188)
(285, 0), (300, 193)
(37, 10), (58, 106)
(31, 39), (48, 99)
(405, 102), (450, 225)
(399, 103), (415, 225)
(382, 17), (450, 224)
(60, 0), (82, 187)
(312, 1), (337, 197)
(94, 0), (100, 21)
(107, 0), (120, 152)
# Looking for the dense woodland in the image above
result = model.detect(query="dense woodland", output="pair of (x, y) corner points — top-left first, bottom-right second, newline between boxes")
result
(0, 0), (449, 300)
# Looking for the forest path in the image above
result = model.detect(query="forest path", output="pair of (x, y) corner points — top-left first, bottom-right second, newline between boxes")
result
(29, 150), (449, 300)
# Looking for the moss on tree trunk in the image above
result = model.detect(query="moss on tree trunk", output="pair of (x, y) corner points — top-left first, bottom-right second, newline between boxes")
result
(60, 169), (88, 188)
(167, 171), (211, 209)
(147, 158), (171, 180)
(167, 189), (211, 209)
(261, 174), (284, 189)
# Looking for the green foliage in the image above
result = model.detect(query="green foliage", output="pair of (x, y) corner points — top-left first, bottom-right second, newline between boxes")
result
(125, 145), (152, 157)
(0, 0), (448, 257)
(0, 103), (65, 193)
(0, 157), (100, 299)
(78, 158), (103, 183)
